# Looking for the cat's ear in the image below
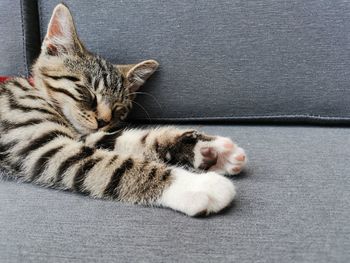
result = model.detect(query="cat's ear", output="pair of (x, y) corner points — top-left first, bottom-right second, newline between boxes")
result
(116, 60), (159, 92)
(42, 4), (84, 56)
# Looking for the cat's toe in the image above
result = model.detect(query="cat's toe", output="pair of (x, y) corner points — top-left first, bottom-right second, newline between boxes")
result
(202, 172), (237, 213)
(221, 146), (247, 175)
(158, 169), (236, 216)
(194, 136), (247, 176)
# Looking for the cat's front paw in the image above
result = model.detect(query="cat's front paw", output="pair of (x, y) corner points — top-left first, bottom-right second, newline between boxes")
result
(158, 169), (236, 216)
(194, 136), (247, 176)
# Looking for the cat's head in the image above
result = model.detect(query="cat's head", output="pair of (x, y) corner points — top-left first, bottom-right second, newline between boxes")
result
(32, 4), (158, 134)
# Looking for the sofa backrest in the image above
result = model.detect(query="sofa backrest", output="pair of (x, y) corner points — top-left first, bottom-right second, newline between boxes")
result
(0, 0), (40, 76)
(2, 0), (350, 124)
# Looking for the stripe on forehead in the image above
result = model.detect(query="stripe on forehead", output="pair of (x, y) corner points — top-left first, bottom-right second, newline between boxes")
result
(92, 76), (99, 90)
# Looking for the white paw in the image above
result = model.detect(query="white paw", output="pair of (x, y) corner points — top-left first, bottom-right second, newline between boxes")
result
(158, 168), (236, 216)
(193, 136), (247, 176)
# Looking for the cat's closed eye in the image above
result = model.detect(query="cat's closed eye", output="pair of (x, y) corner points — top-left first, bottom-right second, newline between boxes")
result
(90, 95), (97, 110)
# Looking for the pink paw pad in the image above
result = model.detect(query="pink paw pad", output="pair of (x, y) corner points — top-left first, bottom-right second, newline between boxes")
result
(197, 136), (247, 176)
(235, 154), (245, 162)
(223, 139), (234, 151)
(199, 147), (218, 170)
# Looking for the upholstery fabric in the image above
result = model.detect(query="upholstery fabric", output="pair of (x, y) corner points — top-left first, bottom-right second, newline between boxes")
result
(1, 125), (349, 263)
(0, 0), (27, 76)
(37, 0), (350, 123)
(0, 0), (40, 76)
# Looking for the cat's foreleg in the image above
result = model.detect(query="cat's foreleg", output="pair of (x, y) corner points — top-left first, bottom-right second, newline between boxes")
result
(82, 127), (247, 175)
(104, 127), (247, 175)
(18, 135), (235, 216)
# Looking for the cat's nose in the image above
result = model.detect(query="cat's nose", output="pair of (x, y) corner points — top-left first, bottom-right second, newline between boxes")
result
(97, 119), (109, 129)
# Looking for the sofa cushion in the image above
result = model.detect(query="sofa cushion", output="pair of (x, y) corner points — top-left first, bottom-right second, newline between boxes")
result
(0, 0), (40, 76)
(37, 0), (350, 124)
(0, 0), (27, 76)
(1, 125), (349, 262)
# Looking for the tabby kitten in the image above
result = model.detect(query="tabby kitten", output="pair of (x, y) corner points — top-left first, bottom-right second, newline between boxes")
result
(0, 4), (246, 216)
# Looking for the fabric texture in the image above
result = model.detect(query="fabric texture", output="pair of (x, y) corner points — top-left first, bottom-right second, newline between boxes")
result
(1, 125), (349, 263)
(0, 0), (27, 76)
(0, 0), (40, 77)
(37, 0), (350, 123)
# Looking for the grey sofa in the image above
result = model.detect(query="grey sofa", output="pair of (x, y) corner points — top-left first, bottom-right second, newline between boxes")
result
(1, 1), (349, 262)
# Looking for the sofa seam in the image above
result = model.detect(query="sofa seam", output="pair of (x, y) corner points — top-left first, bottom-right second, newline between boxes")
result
(131, 115), (350, 120)
(19, 0), (29, 76)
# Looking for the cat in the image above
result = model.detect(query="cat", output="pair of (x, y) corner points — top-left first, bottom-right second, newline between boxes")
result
(0, 4), (246, 216)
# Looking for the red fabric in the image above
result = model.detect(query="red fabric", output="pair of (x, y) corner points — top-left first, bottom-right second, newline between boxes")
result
(0, 76), (34, 86)
(0, 76), (10, 83)
(28, 77), (34, 86)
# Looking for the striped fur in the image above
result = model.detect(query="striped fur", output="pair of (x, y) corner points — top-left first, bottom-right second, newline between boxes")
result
(0, 79), (173, 203)
(0, 4), (244, 215)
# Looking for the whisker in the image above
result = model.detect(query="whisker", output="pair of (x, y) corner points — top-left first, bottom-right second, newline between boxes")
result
(131, 101), (152, 122)
(129, 91), (162, 109)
